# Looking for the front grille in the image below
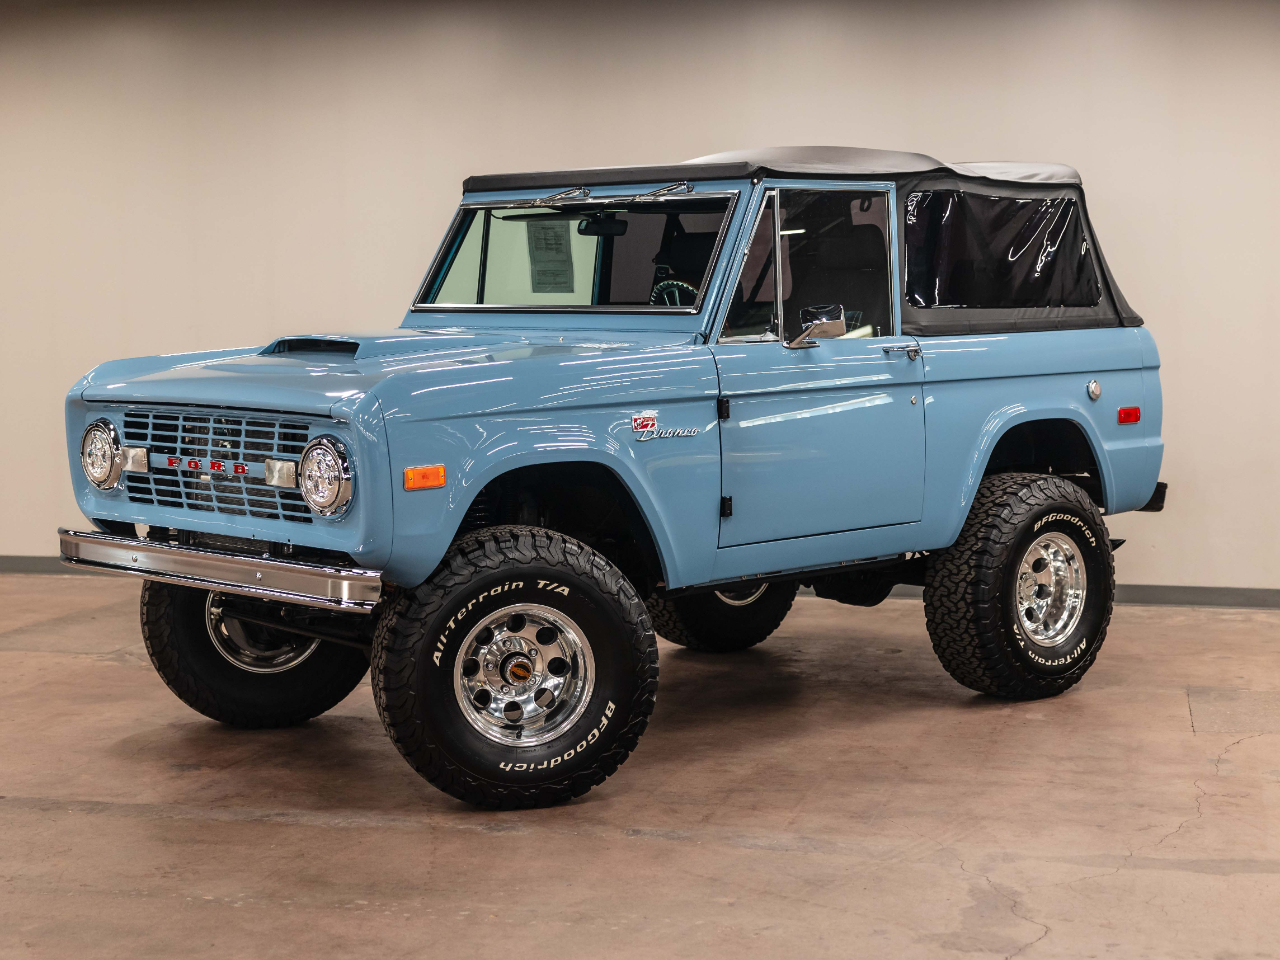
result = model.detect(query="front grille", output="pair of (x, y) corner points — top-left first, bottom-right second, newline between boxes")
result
(119, 407), (316, 524)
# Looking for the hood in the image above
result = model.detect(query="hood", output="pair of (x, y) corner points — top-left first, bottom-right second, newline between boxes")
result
(77, 328), (702, 417)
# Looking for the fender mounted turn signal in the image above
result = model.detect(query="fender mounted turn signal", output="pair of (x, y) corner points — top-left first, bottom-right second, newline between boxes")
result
(404, 465), (447, 490)
(1117, 407), (1141, 424)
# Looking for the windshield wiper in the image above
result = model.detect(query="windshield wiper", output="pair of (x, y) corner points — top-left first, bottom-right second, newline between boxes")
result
(628, 181), (693, 202)
(531, 185), (590, 207)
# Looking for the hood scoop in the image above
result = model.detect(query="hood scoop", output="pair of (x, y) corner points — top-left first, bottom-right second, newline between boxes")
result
(265, 337), (360, 359)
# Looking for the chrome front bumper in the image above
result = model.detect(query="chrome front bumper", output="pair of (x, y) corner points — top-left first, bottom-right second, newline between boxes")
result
(58, 528), (383, 612)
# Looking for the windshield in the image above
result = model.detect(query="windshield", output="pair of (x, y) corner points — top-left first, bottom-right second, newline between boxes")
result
(417, 196), (733, 311)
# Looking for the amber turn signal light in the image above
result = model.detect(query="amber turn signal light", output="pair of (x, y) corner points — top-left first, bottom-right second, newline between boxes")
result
(1117, 407), (1141, 424)
(404, 465), (447, 490)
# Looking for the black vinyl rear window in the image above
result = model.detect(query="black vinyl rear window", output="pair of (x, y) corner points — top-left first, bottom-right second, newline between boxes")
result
(904, 191), (1100, 309)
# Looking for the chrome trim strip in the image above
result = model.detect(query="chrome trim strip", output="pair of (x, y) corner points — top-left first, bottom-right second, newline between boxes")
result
(456, 189), (739, 210)
(57, 529), (382, 613)
(714, 187), (778, 344)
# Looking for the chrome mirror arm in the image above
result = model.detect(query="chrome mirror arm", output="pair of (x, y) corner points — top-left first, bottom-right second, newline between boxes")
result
(785, 321), (821, 349)
(784, 304), (845, 349)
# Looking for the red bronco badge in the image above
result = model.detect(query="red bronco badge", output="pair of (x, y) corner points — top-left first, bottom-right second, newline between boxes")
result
(632, 411), (657, 432)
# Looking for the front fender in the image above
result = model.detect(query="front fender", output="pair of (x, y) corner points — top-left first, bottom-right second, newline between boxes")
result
(379, 407), (722, 589)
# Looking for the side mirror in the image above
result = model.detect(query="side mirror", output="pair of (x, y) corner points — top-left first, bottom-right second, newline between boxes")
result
(578, 217), (628, 237)
(785, 304), (845, 349)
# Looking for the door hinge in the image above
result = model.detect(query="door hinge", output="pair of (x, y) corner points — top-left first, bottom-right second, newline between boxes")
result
(720, 496), (733, 518)
(717, 396), (730, 420)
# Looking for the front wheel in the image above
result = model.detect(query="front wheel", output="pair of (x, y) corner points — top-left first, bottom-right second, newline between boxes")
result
(371, 526), (658, 809)
(923, 472), (1115, 700)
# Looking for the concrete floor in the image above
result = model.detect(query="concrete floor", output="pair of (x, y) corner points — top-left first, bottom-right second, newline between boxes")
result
(2, 575), (1279, 959)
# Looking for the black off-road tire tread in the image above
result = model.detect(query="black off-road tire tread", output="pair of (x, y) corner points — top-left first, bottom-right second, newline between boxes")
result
(371, 525), (659, 810)
(645, 583), (797, 653)
(923, 472), (1114, 700)
(139, 581), (371, 729)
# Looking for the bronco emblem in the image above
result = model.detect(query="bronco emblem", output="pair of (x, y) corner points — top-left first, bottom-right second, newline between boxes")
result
(631, 409), (698, 442)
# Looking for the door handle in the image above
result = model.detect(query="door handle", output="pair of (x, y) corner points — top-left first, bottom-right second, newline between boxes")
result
(882, 344), (921, 361)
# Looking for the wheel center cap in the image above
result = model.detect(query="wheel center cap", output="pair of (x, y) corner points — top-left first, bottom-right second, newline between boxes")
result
(1017, 571), (1039, 605)
(501, 653), (534, 685)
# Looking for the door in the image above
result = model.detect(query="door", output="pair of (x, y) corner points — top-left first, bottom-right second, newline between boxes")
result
(712, 185), (926, 547)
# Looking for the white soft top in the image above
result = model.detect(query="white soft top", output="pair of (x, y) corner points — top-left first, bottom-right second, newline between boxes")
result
(687, 147), (1081, 185)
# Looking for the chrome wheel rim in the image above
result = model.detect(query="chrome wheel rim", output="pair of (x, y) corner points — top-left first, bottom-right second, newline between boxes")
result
(1015, 532), (1087, 647)
(453, 603), (594, 747)
(714, 583), (768, 607)
(205, 593), (321, 674)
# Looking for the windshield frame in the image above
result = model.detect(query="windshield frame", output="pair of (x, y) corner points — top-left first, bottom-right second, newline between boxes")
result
(410, 189), (741, 316)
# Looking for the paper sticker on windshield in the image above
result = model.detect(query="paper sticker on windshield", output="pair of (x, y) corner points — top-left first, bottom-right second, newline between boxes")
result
(527, 221), (574, 293)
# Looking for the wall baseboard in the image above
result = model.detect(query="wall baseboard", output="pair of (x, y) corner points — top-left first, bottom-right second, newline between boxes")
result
(2, 557), (1276, 609)
(0, 556), (79, 574)
(807, 583), (1280, 609)
(1111, 584), (1280, 609)
(883, 584), (1280, 609)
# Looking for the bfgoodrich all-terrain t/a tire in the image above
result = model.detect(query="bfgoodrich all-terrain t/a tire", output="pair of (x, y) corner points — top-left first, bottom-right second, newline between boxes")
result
(923, 472), (1115, 700)
(645, 581), (798, 653)
(140, 581), (372, 728)
(371, 526), (659, 810)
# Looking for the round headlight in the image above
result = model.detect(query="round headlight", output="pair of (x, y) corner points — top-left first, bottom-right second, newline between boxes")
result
(81, 419), (123, 490)
(298, 436), (353, 517)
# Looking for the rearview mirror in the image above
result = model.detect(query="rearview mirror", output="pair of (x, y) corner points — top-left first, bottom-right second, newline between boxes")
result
(785, 304), (846, 349)
(578, 217), (628, 237)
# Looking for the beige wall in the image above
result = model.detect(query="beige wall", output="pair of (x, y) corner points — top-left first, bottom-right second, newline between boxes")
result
(2, 0), (1277, 587)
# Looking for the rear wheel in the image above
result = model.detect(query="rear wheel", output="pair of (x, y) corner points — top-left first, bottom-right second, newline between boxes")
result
(645, 580), (797, 653)
(923, 472), (1114, 700)
(140, 581), (371, 727)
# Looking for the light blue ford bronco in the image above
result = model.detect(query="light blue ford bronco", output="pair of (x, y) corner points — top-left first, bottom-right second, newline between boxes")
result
(61, 147), (1165, 808)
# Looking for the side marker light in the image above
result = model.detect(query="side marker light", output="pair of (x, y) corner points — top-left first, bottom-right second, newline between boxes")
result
(1117, 407), (1141, 424)
(404, 465), (447, 490)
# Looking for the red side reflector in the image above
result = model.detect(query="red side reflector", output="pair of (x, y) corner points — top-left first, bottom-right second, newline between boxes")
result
(404, 465), (447, 490)
(1117, 407), (1141, 424)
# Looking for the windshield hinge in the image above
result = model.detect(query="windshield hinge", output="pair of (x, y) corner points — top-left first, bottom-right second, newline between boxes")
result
(532, 186), (590, 207)
(630, 181), (693, 202)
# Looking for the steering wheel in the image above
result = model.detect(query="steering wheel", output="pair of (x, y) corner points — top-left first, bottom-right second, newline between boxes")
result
(649, 280), (699, 307)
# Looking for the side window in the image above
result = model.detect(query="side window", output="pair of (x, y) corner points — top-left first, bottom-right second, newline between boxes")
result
(778, 189), (893, 340)
(720, 196), (778, 338)
(720, 189), (893, 341)
(904, 191), (1101, 309)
